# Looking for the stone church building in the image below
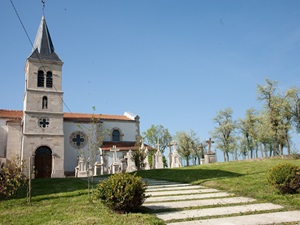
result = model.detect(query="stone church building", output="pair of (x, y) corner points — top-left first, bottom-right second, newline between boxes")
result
(0, 16), (142, 178)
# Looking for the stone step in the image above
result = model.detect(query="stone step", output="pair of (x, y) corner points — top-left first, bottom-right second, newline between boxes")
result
(147, 183), (198, 189)
(166, 210), (300, 225)
(143, 179), (179, 185)
(143, 197), (256, 210)
(146, 185), (204, 192)
(145, 192), (230, 203)
(156, 203), (283, 221)
(146, 188), (220, 196)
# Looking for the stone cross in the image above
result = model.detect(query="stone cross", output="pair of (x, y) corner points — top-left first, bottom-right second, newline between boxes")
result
(156, 140), (160, 151)
(170, 140), (178, 152)
(99, 148), (103, 164)
(206, 138), (214, 154)
(110, 145), (119, 163)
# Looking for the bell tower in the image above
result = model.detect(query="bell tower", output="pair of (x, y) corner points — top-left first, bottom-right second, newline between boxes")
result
(22, 16), (65, 178)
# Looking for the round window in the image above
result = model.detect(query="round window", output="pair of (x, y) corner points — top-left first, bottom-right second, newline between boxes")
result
(69, 131), (88, 149)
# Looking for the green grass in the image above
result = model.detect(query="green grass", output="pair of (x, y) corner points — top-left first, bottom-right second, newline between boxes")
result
(1, 157), (299, 225)
(0, 178), (163, 225)
(137, 157), (300, 210)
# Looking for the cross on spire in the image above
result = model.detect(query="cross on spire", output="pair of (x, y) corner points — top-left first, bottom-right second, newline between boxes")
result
(42, 0), (45, 16)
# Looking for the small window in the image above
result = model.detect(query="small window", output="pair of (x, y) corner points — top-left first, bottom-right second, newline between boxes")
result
(46, 72), (53, 88)
(38, 118), (50, 128)
(42, 96), (48, 109)
(112, 130), (120, 142)
(37, 70), (44, 87)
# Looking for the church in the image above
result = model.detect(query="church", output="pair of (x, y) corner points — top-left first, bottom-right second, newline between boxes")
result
(0, 15), (144, 178)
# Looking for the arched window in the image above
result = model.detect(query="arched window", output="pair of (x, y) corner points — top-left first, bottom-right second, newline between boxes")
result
(112, 129), (120, 142)
(46, 71), (53, 88)
(37, 70), (44, 87)
(42, 96), (48, 109)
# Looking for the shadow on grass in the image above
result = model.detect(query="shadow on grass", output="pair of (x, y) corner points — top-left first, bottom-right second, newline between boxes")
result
(0, 178), (88, 201)
(136, 168), (243, 184)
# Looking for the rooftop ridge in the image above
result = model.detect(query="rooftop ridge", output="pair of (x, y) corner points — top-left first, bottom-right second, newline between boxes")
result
(0, 109), (134, 121)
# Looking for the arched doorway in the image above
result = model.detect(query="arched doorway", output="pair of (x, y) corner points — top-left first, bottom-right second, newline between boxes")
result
(35, 146), (52, 178)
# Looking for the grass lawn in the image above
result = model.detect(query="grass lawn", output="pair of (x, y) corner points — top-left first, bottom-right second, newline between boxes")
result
(137, 157), (300, 210)
(0, 157), (299, 224)
(0, 178), (163, 225)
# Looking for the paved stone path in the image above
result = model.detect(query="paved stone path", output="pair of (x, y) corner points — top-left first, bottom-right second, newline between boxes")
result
(142, 179), (300, 225)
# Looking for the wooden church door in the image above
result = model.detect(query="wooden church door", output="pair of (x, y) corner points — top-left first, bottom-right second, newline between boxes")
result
(35, 146), (52, 178)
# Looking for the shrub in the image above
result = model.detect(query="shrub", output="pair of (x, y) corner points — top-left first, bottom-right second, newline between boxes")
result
(0, 159), (28, 197)
(95, 173), (148, 213)
(267, 163), (300, 194)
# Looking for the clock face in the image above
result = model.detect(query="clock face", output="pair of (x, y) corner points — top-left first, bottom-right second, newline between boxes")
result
(69, 131), (88, 149)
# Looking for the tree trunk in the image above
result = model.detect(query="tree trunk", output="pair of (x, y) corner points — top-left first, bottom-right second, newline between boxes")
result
(285, 133), (291, 155)
(197, 155), (201, 165)
(260, 143), (265, 158)
(278, 143), (282, 156)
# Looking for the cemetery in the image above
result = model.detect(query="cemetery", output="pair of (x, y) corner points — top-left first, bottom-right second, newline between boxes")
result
(75, 140), (187, 177)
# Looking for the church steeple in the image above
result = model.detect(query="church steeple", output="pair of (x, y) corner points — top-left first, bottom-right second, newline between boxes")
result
(29, 16), (61, 62)
(22, 12), (65, 178)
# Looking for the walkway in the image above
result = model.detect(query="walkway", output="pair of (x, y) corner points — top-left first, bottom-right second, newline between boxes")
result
(142, 179), (300, 225)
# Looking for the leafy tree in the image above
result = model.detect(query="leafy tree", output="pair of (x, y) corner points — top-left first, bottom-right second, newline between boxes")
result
(257, 79), (293, 155)
(238, 109), (259, 159)
(131, 136), (147, 170)
(175, 130), (199, 166)
(142, 125), (172, 153)
(212, 107), (236, 161)
(0, 159), (27, 197)
(286, 87), (300, 133)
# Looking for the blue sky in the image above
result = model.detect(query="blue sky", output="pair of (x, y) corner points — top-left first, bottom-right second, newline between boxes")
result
(1, 0), (300, 159)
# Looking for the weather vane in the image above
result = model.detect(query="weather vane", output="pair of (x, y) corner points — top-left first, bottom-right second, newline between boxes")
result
(42, 0), (45, 15)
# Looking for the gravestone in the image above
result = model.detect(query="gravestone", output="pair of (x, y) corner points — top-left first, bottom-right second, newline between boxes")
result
(125, 150), (137, 172)
(143, 147), (150, 170)
(205, 138), (216, 164)
(167, 144), (172, 168)
(155, 142), (164, 169)
(110, 145), (121, 174)
(94, 148), (105, 175)
(75, 155), (88, 177)
(171, 141), (182, 168)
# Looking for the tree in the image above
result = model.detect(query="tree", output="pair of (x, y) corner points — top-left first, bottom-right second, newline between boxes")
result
(286, 87), (300, 133)
(175, 131), (192, 166)
(257, 79), (294, 155)
(131, 136), (147, 170)
(174, 130), (200, 166)
(212, 107), (236, 162)
(77, 107), (107, 198)
(238, 109), (259, 159)
(0, 158), (27, 197)
(142, 125), (172, 153)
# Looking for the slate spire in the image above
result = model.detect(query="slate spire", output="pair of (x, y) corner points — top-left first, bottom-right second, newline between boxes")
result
(29, 16), (61, 62)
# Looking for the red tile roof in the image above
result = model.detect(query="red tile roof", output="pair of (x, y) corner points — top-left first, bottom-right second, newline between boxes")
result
(101, 141), (139, 151)
(64, 112), (133, 122)
(101, 141), (154, 151)
(0, 109), (134, 122)
(0, 110), (23, 119)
